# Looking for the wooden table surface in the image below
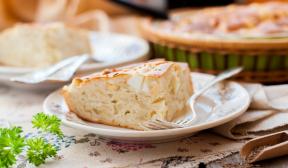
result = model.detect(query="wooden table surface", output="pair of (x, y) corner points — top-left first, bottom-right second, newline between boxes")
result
(207, 152), (288, 168)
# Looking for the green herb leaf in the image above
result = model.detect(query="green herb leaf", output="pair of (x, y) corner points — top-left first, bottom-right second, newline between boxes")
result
(32, 112), (63, 138)
(0, 127), (25, 168)
(0, 113), (64, 167)
(26, 138), (57, 166)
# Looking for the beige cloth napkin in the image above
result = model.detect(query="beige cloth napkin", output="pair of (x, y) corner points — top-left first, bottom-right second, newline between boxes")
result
(213, 84), (288, 139)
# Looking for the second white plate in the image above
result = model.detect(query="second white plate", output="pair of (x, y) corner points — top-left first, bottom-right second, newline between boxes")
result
(0, 32), (149, 90)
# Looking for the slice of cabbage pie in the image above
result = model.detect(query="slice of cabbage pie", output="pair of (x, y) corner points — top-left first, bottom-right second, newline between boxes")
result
(62, 60), (193, 130)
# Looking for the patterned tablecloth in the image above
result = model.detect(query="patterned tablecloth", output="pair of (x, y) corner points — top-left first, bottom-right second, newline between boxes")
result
(0, 84), (244, 168)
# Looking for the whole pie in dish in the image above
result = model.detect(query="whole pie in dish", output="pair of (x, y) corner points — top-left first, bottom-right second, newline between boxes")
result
(141, 2), (288, 83)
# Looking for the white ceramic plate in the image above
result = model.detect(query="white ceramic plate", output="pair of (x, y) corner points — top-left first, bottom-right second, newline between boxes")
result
(43, 73), (250, 143)
(0, 32), (149, 89)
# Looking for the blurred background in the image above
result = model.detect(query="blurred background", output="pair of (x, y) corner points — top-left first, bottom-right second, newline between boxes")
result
(1, 0), (288, 83)
(0, 0), (282, 34)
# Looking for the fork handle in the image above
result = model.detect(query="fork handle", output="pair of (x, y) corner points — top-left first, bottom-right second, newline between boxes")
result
(189, 67), (242, 102)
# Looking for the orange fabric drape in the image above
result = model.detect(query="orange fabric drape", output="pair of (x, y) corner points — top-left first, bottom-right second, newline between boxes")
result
(0, 0), (131, 31)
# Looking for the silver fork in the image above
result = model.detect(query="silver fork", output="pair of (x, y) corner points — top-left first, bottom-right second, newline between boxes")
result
(45, 55), (89, 82)
(141, 67), (243, 130)
(10, 55), (89, 84)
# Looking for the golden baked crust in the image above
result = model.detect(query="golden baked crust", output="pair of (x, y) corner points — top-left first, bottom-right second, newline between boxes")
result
(158, 2), (288, 36)
(141, 2), (288, 50)
(73, 60), (175, 85)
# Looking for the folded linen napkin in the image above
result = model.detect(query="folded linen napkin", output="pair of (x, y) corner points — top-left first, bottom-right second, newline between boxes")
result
(213, 84), (288, 139)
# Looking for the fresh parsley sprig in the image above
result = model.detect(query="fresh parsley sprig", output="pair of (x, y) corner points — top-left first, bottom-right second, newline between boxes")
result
(0, 127), (25, 168)
(32, 113), (63, 138)
(0, 112), (64, 168)
(26, 138), (57, 166)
